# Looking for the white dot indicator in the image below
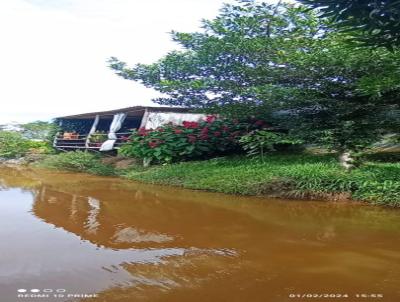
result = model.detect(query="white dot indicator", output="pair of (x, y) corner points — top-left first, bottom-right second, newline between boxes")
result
(17, 289), (27, 293)
(30, 289), (40, 293)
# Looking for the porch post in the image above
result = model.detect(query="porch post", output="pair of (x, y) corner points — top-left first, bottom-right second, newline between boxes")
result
(139, 108), (150, 129)
(85, 115), (100, 148)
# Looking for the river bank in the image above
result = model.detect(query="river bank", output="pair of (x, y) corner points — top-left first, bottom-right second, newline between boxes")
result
(122, 154), (400, 207)
(9, 151), (396, 208)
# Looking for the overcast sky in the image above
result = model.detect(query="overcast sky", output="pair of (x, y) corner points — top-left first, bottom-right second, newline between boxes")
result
(0, 0), (278, 124)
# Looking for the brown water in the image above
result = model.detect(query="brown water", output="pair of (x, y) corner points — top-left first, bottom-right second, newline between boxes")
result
(0, 167), (399, 302)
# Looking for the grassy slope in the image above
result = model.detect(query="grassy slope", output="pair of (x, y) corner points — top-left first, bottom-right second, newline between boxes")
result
(123, 154), (400, 207)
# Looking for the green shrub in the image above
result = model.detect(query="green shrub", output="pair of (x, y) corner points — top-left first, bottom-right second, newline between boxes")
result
(239, 129), (302, 158)
(119, 116), (268, 164)
(26, 140), (54, 154)
(89, 131), (108, 143)
(38, 151), (115, 176)
(0, 131), (31, 159)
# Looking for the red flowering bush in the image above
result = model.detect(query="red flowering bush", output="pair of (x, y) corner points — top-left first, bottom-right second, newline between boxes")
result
(119, 116), (268, 164)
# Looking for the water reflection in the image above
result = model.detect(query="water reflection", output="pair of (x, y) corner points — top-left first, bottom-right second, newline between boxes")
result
(33, 186), (179, 249)
(0, 167), (399, 302)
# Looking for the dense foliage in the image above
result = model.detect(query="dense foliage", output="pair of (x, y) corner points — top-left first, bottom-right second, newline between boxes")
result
(239, 129), (302, 158)
(298, 0), (400, 49)
(0, 131), (53, 159)
(119, 117), (272, 164)
(110, 1), (400, 154)
(38, 151), (115, 176)
(0, 131), (31, 159)
(124, 154), (400, 207)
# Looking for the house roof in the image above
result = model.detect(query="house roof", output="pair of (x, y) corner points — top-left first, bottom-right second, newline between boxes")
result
(56, 106), (192, 119)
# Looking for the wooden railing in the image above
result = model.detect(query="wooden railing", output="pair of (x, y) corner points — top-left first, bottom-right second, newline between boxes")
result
(54, 132), (132, 150)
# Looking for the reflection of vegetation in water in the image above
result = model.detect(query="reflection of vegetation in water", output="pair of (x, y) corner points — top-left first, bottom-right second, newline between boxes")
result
(115, 179), (400, 238)
(0, 167), (41, 190)
(84, 249), (242, 302)
(112, 227), (174, 244)
(2, 166), (400, 240)
(2, 166), (400, 247)
(25, 167), (400, 251)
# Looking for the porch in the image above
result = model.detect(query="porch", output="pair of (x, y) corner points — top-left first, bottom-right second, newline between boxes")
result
(53, 106), (205, 151)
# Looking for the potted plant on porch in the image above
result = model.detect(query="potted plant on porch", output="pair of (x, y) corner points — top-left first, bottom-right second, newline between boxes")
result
(88, 131), (107, 147)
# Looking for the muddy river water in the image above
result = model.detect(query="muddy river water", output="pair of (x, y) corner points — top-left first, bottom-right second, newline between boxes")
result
(0, 167), (399, 302)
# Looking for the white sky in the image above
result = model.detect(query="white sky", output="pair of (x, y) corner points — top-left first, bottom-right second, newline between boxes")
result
(0, 0), (279, 123)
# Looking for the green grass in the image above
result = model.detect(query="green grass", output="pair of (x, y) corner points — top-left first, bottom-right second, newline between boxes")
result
(37, 151), (115, 176)
(123, 154), (400, 207)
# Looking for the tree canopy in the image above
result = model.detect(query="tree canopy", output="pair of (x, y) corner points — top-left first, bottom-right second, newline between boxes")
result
(110, 0), (400, 152)
(298, 0), (400, 49)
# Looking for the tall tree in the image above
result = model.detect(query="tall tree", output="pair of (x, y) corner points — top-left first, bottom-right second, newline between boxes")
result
(110, 0), (400, 157)
(298, 0), (400, 49)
